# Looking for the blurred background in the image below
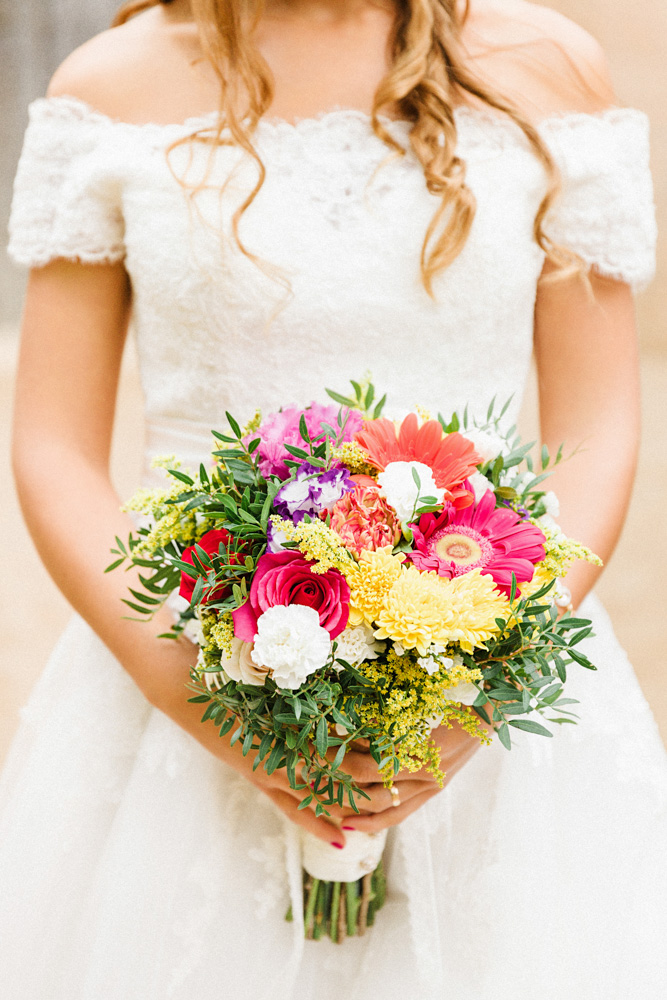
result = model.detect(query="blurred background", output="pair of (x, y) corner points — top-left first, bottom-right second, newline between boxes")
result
(1, 0), (665, 762)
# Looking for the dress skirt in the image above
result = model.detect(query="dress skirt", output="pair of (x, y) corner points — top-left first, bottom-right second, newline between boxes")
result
(1, 594), (666, 1000)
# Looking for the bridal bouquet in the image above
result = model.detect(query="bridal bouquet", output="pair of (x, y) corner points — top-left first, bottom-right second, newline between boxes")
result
(109, 379), (600, 941)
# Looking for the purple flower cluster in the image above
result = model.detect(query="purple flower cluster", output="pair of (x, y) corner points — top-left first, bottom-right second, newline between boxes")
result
(273, 464), (355, 524)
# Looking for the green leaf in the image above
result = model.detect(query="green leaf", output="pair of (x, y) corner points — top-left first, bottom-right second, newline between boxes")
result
(266, 743), (284, 775)
(298, 413), (310, 443)
(225, 411), (242, 439)
(315, 716), (329, 758)
(373, 394), (387, 419)
(332, 743), (346, 771)
(497, 722), (512, 750)
(104, 557), (126, 573)
(325, 389), (356, 408)
(508, 719), (553, 737)
(284, 444), (311, 461)
(168, 469), (194, 486)
(364, 383), (375, 411)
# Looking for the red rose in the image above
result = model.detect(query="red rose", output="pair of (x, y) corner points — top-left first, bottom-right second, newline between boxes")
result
(232, 550), (350, 642)
(179, 528), (240, 604)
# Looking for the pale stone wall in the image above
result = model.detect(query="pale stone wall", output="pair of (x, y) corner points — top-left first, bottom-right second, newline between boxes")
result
(0, 0), (121, 321)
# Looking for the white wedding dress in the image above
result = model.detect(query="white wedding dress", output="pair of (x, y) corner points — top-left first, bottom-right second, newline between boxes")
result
(2, 95), (666, 999)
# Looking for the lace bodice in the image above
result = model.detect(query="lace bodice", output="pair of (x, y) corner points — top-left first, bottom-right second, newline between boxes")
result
(8, 96), (657, 469)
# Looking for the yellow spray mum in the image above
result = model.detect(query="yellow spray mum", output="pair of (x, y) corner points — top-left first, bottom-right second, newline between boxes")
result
(348, 546), (406, 625)
(374, 567), (509, 655)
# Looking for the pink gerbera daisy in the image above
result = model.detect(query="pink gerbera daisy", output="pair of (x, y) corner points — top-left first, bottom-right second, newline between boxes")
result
(408, 487), (546, 595)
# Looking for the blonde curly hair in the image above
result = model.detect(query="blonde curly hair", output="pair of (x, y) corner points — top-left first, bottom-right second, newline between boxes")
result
(114, 0), (587, 295)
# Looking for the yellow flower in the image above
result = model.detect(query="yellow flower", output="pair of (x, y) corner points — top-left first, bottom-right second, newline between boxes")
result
(348, 547), (406, 625)
(374, 567), (508, 656)
(532, 522), (603, 579)
(267, 516), (356, 576)
(331, 440), (378, 477)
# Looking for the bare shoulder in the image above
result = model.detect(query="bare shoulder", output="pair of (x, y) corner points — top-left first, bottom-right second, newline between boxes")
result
(46, 7), (208, 125)
(463, 0), (617, 118)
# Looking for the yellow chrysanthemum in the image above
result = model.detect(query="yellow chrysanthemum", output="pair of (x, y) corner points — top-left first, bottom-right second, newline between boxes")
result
(374, 567), (508, 656)
(348, 547), (406, 625)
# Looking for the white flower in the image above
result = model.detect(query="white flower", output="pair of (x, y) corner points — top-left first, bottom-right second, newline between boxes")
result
(543, 490), (560, 519)
(468, 471), (495, 503)
(417, 644), (454, 676)
(538, 512), (566, 541)
(221, 637), (270, 687)
(377, 461), (445, 522)
(442, 681), (480, 706)
(462, 427), (505, 464)
(183, 616), (205, 646)
(251, 605), (331, 691)
(334, 624), (384, 667)
(393, 642), (406, 656)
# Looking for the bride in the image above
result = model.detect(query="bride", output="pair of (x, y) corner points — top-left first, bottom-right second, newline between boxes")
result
(2, 0), (666, 996)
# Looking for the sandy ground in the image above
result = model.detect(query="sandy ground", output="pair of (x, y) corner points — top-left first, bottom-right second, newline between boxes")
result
(1, 334), (665, 764)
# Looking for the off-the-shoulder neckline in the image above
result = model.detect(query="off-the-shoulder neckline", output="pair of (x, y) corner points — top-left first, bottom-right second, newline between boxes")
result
(32, 93), (648, 136)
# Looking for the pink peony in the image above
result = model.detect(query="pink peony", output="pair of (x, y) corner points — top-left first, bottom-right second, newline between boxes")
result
(329, 482), (401, 557)
(408, 487), (546, 595)
(251, 403), (363, 480)
(232, 550), (350, 641)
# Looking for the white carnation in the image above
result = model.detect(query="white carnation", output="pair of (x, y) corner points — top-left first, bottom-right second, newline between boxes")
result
(334, 624), (384, 667)
(467, 471), (495, 503)
(377, 461), (445, 522)
(462, 427), (505, 464)
(251, 605), (331, 691)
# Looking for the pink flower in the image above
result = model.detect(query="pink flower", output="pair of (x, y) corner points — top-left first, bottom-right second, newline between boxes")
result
(329, 482), (401, 557)
(232, 550), (350, 642)
(408, 488), (546, 595)
(252, 404), (363, 480)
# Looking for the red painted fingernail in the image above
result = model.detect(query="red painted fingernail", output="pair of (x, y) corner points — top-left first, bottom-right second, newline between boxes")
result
(341, 826), (356, 831)
(331, 841), (344, 850)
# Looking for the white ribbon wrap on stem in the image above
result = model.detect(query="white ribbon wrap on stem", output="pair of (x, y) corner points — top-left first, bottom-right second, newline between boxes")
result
(299, 828), (388, 882)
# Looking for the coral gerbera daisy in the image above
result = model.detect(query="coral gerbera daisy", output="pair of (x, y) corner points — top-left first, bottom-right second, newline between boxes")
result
(409, 487), (546, 596)
(354, 413), (480, 507)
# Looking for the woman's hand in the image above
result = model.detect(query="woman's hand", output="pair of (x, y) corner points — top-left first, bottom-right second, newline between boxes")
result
(310, 720), (486, 835)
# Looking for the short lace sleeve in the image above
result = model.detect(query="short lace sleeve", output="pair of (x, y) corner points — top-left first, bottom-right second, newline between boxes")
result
(540, 108), (657, 291)
(7, 97), (125, 268)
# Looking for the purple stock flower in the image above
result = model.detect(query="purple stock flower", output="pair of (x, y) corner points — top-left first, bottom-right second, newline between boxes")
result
(272, 464), (355, 524)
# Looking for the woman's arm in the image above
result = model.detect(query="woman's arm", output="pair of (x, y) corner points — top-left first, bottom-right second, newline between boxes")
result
(12, 260), (345, 844)
(533, 262), (641, 608)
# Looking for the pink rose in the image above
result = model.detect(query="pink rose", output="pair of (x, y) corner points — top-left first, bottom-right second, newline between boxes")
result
(329, 483), (401, 557)
(232, 551), (350, 641)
